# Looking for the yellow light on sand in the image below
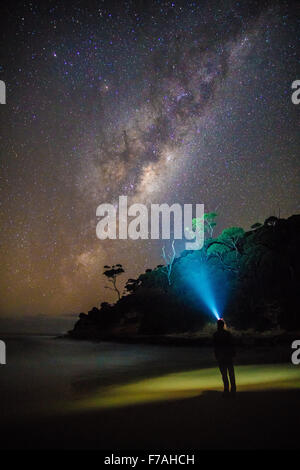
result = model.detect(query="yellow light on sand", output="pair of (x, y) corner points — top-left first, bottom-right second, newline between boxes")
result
(70, 364), (300, 412)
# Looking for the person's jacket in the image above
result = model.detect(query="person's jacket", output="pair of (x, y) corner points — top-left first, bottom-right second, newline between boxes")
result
(213, 330), (236, 362)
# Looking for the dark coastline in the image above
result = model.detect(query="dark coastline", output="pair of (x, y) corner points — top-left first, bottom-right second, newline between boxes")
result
(64, 330), (299, 348)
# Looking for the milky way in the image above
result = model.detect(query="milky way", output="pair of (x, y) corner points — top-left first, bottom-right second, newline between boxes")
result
(0, 0), (299, 325)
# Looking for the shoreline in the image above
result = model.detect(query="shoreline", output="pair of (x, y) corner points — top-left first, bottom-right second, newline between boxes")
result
(63, 329), (299, 348)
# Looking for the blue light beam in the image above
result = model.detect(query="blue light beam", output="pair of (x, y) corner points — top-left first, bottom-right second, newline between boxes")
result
(180, 262), (226, 321)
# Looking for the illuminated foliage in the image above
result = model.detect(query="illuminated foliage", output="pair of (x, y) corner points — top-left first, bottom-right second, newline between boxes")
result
(70, 215), (300, 338)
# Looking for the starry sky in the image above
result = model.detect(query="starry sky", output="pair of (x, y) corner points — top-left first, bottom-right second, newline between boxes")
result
(0, 0), (299, 330)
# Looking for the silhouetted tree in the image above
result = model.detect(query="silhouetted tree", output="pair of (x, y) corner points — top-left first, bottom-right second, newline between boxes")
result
(264, 216), (279, 227)
(124, 278), (140, 294)
(103, 264), (125, 300)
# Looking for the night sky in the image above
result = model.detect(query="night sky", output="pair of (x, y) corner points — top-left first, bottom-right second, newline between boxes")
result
(0, 0), (299, 327)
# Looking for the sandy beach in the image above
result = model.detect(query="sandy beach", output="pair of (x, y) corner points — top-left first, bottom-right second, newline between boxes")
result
(0, 335), (299, 449)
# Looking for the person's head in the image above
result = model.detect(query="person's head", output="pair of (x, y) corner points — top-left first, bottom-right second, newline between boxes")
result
(217, 318), (225, 331)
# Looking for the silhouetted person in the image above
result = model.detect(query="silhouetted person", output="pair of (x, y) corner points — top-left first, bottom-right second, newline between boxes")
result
(213, 319), (236, 396)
